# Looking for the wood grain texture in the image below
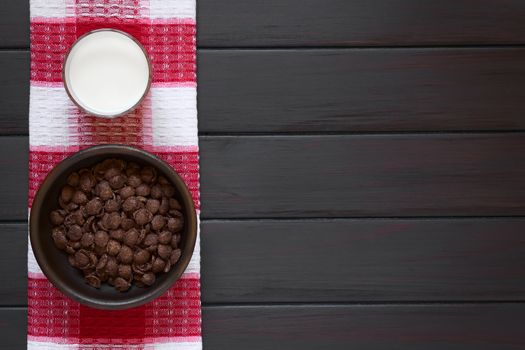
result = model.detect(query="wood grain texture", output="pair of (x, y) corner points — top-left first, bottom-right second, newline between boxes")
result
(4, 49), (525, 135)
(0, 309), (26, 350)
(198, 0), (525, 47)
(200, 134), (525, 218)
(0, 224), (26, 305)
(3, 219), (525, 305)
(0, 52), (29, 135)
(203, 305), (525, 350)
(0, 137), (27, 221)
(2, 305), (525, 349)
(2, 135), (525, 220)
(3, 1), (525, 47)
(201, 218), (525, 303)
(199, 48), (525, 133)
(0, 0), (28, 48)
(2, 1), (524, 348)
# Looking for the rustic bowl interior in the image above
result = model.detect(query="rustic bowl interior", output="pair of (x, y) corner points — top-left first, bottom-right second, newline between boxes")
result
(30, 145), (196, 309)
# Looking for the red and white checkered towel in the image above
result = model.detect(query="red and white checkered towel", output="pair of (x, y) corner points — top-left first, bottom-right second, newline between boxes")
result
(28, 1), (201, 349)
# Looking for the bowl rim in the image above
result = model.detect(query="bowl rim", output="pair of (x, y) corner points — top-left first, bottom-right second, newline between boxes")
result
(29, 144), (197, 310)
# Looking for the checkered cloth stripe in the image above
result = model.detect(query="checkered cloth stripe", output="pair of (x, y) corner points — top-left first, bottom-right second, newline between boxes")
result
(29, 1), (201, 348)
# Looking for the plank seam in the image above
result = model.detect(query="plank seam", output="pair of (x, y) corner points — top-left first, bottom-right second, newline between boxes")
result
(6, 44), (525, 52)
(3, 301), (525, 310)
(5, 216), (525, 224)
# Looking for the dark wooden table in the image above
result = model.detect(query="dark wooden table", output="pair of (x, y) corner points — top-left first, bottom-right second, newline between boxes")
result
(2, 1), (525, 349)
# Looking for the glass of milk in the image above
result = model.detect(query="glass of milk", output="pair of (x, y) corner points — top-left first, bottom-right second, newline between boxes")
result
(63, 29), (152, 118)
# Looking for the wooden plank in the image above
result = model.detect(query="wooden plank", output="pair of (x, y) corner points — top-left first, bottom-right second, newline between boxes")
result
(2, 134), (525, 220)
(0, 137), (27, 221)
(4, 219), (525, 305)
(2, 305), (525, 349)
(203, 305), (525, 350)
(4, 1), (525, 47)
(0, 308), (26, 350)
(0, 52), (29, 135)
(201, 218), (525, 303)
(199, 48), (525, 133)
(0, 224), (26, 305)
(198, 0), (525, 47)
(0, 0), (28, 48)
(200, 134), (525, 218)
(4, 48), (525, 135)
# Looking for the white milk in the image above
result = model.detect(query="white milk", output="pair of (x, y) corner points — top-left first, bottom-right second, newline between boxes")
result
(64, 30), (150, 117)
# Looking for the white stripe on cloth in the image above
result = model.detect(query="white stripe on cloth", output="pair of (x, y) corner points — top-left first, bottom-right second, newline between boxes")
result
(30, 0), (73, 18)
(154, 342), (202, 350)
(151, 87), (198, 147)
(28, 341), (202, 349)
(29, 86), (77, 147)
(28, 342), (78, 350)
(28, 234), (45, 277)
(27, 210), (44, 276)
(149, 0), (196, 19)
(30, 85), (199, 147)
(185, 215), (201, 273)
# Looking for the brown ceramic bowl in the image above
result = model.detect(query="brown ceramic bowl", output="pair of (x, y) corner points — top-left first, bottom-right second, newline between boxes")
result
(29, 145), (197, 310)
